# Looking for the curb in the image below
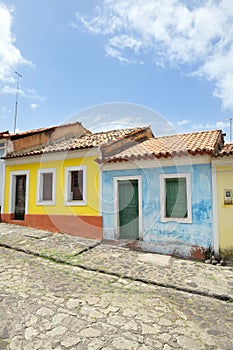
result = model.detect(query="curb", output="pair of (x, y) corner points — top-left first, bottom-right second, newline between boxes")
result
(1, 242), (232, 303)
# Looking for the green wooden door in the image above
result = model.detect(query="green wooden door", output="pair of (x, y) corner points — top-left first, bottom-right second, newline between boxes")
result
(118, 180), (139, 239)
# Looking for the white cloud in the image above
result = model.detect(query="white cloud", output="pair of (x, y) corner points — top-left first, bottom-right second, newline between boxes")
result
(30, 103), (39, 111)
(181, 120), (231, 134)
(106, 35), (144, 63)
(105, 45), (130, 63)
(75, 0), (233, 110)
(0, 3), (32, 85)
(190, 122), (216, 130)
(65, 102), (176, 135)
(174, 117), (232, 139)
(1, 84), (45, 101)
(216, 120), (230, 129)
(177, 119), (191, 126)
(0, 105), (11, 119)
(0, 106), (10, 113)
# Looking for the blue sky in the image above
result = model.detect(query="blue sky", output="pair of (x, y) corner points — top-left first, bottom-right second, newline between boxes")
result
(0, 0), (233, 140)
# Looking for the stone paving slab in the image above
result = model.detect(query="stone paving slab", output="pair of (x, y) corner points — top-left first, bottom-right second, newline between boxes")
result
(78, 245), (233, 300)
(1, 246), (233, 350)
(0, 223), (99, 258)
(0, 222), (233, 301)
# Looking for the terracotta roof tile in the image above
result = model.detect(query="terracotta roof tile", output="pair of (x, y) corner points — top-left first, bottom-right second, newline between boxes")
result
(218, 143), (233, 156)
(102, 130), (223, 163)
(0, 131), (10, 138)
(4, 127), (146, 159)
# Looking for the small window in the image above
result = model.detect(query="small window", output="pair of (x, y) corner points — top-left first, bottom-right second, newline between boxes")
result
(0, 142), (5, 157)
(64, 166), (86, 206)
(165, 178), (187, 218)
(71, 170), (83, 200)
(42, 173), (53, 201)
(160, 173), (192, 223)
(37, 169), (56, 205)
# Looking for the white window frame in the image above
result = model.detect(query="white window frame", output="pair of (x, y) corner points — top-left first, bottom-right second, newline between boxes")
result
(160, 173), (192, 224)
(64, 166), (87, 206)
(36, 168), (56, 206)
(9, 170), (30, 215)
(0, 142), (5, 157)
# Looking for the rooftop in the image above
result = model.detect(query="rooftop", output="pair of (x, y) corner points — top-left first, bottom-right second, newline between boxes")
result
(218, 143), (233, 156)
(4, 121), (89, 140)
(98, 129), (224, 163)
(0, 131), (10, 138)
(4, 127), (149, 159)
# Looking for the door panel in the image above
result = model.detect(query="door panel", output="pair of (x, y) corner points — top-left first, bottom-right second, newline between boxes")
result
(14, 175), (26, 220)
(118, 180), (139, 239)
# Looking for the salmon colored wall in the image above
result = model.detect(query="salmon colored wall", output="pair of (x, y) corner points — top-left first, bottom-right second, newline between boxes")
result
(12, 123), (86, 152)
(13, 133), (49, 152)
(217, 166), (233, 250)
(1, 213), (102, 240)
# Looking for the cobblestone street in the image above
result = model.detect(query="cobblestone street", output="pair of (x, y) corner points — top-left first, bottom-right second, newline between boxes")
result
(0, 224), (233, 349)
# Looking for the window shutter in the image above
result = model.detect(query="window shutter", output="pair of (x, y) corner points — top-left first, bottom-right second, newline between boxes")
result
(43, 173), (53, 201)
(165, 178), (187, 218)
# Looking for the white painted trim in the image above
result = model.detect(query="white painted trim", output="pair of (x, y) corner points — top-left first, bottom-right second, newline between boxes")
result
(4, 148), (100, 165)
(102, 155), (211, 171)
(160, 173), (192, 224)
(212, 157), (233, 167)
(1, 162), (5, 213)
(9, 170), (30, 215)
(64, 166), (87, 206)
(36, 168), (56, 206)
(98, 164), (103, 216)
(114, 175), (142, 240)
(212, 165), (219, 254)
(216, 169), (233, 174)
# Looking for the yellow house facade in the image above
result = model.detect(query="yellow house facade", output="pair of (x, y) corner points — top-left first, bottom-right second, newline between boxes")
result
(213, 144), (233, 254)
(2, 149), (102, 239)
(1, 125), (153, 239)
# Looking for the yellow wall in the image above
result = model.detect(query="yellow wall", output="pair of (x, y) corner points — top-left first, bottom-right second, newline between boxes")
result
(4, 156), (100, 216)
(217, 166), (233, 250)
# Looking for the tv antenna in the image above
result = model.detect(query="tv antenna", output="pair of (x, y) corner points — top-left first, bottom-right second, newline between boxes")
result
(230, 117), (232, 143)
(13, 71), (22, 133)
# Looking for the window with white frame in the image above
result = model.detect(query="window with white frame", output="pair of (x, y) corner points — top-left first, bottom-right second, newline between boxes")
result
(37, 168), (56, 205)
(64, 166), (86, 206)
(160, 173), (192, 223)
(0, 143), (5, 157)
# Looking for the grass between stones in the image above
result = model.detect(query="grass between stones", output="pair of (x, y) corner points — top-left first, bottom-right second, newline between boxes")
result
(0, 338), (9, 349)
(39, 248), (83, 264)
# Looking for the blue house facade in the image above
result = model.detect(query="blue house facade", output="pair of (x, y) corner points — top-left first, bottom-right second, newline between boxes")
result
(99, 130), (224, 259)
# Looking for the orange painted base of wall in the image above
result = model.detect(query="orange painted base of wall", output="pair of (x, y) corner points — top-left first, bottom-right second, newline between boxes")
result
(1, 214), (102, 240)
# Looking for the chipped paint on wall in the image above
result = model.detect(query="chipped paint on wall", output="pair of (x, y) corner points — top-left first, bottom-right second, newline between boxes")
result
(102, 163), (213, 257)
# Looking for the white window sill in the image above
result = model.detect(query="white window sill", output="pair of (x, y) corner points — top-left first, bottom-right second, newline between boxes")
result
(161, 217), (192, 224)
(64, 200), (87, 207)
(36, 200), (56, 206)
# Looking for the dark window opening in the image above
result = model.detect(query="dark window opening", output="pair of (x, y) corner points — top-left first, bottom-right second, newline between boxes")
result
(71, 171), (83, 200)
(42, 173), (53, 201)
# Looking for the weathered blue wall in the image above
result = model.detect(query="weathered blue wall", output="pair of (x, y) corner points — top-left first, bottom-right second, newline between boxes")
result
(102, 163), (213, 257)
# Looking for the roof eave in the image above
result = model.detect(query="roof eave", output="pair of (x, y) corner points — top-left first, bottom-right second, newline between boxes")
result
(3, 144), (97, 159)
(98, 149), (214, 164)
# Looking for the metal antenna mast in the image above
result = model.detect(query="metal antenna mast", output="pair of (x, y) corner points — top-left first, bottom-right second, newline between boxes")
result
(13, 71), (22, 133)
(230, 117), (232, 143)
